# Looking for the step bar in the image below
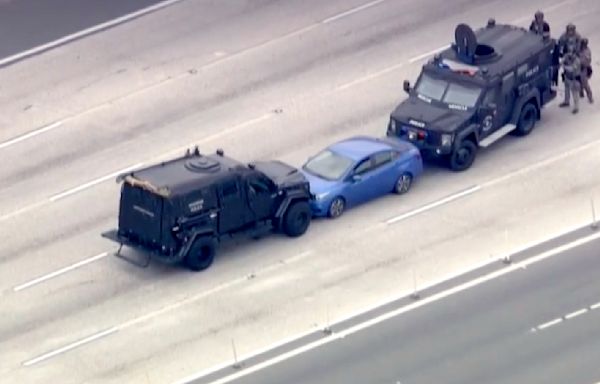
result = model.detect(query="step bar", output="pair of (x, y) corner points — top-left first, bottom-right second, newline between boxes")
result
(478, 124), (516, 148)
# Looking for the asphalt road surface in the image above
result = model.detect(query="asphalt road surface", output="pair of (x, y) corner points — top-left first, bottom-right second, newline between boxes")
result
(225, 233), (600, 384)
(1, 0), (600, 383)
(0, 0), (166, 61)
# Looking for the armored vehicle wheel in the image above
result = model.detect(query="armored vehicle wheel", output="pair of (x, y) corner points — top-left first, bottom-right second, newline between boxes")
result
(513, 102), (538, 136)
(393, 173), (413, 194)
(282, 201), (311, 237)
(328, 196), (346, 218)
(185, 237), (217, 271)
(449, 139), (477, 171)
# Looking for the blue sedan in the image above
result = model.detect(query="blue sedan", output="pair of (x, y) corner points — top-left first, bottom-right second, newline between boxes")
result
(300, 135), (423, 218)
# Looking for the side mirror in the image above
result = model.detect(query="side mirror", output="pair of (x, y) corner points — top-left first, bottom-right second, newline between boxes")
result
(403, 80), (411, 94)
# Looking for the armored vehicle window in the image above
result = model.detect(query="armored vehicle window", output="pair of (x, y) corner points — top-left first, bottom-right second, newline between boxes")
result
(303, 149), (354, 181)
(443, 82), (481, 108)
(221, 180), (239, 197)
(248, 176), (271, 194)
(415, 74), (447, 100)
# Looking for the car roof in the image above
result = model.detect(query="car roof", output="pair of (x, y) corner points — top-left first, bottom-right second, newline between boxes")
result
(121, 150), (246, 197)
(328, 136), (398, 161)
(427, 22), (553, 82)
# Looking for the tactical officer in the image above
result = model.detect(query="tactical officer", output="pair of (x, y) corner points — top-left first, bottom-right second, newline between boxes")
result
(559, 52), (581, 114)
(579, 38), (594, 103)
(529, 11), (550, 39)
(558, 23), (582, 56)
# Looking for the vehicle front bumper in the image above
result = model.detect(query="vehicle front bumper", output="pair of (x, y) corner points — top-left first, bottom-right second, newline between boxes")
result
(386, 123), (453, 156)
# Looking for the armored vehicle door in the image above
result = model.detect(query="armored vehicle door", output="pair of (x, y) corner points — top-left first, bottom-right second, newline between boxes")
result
(245, 172), (276, 222)
(478, 73), (516, 137)
(218, 177), (249, 233)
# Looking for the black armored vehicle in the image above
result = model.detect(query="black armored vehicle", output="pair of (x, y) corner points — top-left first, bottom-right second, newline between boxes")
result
(387, 19), (558, 171)
(102, 147), (312, 271)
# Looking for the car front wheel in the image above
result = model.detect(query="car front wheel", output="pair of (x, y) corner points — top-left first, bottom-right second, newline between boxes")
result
(449, 139), (477, 171)
(328, 196), (345, 219)
(282, 200), (311, 237)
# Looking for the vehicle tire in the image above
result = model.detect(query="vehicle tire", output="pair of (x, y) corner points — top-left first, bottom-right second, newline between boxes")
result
(449, 139), (477, 171)
(513, 102), (538, 136)
(328, 196), (346, 219)
(184, 237), (217, 271)
(282, 200), (311, 237)
(393, 172), (413, 194)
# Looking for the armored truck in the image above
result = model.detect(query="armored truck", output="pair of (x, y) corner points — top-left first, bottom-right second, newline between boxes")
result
(102, 147), (312, 271)
(387, 19), (558, 171)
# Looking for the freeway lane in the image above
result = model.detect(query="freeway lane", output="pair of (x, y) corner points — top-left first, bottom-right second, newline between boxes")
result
(222, 232), (600, 384)
(0, 0), (599, 383)
(0, 0), (169, 63)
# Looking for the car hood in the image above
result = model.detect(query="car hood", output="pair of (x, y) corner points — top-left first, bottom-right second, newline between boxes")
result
(252, 160), (307, 188)
(299, 169), (340, 197)
(391, 97), (472, 133)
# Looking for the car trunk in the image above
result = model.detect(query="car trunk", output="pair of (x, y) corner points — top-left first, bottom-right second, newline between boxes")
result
(118, 183), (176, 251)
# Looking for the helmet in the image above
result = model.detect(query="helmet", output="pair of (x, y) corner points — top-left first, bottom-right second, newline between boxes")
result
(535, 11), (544, 20)
(567, 23), (576, 32)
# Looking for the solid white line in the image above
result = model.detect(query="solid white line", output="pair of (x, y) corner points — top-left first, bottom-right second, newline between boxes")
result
(152, 113), (274, 162)
(0, 122), (62, 149)
(481, 138), (600, 188)
(180, 228), (600, 384)
(537, 318), (563, 330)
(22, 250), (313, 368)
(322, 0), (388, 23)
(408, 45), (449, 63)
(386, 185), (481, 224)
(13, 252), (108, 292)
(22, 327), (118, 366)
(590, 302), (600, 310)
(564, 308), (588, 320)
(0, 200), (49, 223)
(0, 0), (186, 67)
(336, 62), (405, 91)
(48, 162), (145, 202)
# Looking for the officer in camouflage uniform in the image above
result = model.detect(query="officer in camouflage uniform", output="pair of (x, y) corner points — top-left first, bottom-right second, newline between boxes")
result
(579, 38), (594, 103)
(529, 11), (550, 39)
(558, 23), (582, 57)
(559, 52), (581, 114)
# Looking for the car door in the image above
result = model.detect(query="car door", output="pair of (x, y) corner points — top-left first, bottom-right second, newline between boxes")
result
(345, 156), (377, 206)
(218, 177), (248, 233)
(370, 150), (398, 194)
(245, 173), (276, 222)
(479, 73), (515, 138)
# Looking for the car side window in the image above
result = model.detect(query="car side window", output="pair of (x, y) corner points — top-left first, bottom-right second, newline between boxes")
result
(372, 151), (393, 169)
(354, 158), (373, 175)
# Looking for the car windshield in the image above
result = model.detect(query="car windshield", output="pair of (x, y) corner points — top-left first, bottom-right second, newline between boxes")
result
(303, 149), (354, 181)
(415, 73), (482, 108)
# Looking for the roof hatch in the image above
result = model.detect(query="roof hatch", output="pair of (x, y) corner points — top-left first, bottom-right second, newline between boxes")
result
(453, 21), (500, 65)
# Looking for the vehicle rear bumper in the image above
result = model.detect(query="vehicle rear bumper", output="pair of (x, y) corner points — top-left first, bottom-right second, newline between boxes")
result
(101, 229), (183, 264)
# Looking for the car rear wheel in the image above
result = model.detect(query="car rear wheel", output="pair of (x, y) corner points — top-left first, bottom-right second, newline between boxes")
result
(283, 200), (311, 237)
(328, 197), (345, 219)
(394, 172), (413, 194)
(513, 102), (538, 136)
(449, 139), (477, 171)
(185, 237), (217, 271)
